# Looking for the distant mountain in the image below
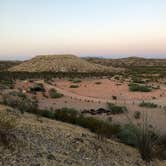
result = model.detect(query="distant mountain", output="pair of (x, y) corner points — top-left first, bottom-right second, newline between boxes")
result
(84, 56), (166, 67)
(9, 54), (119, 72)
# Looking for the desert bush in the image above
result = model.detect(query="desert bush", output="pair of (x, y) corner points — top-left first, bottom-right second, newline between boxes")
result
(70, 85), (79, 88)
(155, 135), (166, 160)
(136, 122), (158, 162)
(72, 79), (82, 83)
(134, 111), (141, 119)
(2, 94), (38, 113)
(9, 91), (26, 98)
(30, 83), (45, 92)
(129, 83), (152, 92)
(112, 96), (117, 100)
(132, 76), (145, 84)
(0, 110), (18, 145)
(107, 102), (128, 114)
(35, 107), (120, 138)
(0, 79), (14, 89)
(95, 81), (101, 85)
(117, 124), (138, 146)
(48, 88), (64, 98)
(139, 101), (158, 108)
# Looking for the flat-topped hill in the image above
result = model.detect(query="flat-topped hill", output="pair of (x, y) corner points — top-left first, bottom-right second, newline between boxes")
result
(9, 54), (118, 73)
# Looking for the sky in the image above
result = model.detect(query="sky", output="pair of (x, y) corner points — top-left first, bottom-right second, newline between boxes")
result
(0, 0), (166, 60)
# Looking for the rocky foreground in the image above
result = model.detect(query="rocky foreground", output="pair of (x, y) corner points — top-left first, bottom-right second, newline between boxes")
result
(0, 105), (163, 166)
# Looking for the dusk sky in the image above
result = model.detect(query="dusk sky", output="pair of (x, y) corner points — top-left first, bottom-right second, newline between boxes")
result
(0, 0), (166, 60)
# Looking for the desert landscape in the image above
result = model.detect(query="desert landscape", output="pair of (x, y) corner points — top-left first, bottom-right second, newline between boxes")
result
(1, 1), (166, 165)
(0, 54), (166, 165)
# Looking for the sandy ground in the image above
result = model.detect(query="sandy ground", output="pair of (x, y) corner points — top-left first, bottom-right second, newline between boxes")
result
(55, 78), (166, 101)
(14, 79), (166, 134)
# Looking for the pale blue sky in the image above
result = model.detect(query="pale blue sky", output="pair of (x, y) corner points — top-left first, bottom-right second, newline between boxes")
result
(0, 0), (166, 60)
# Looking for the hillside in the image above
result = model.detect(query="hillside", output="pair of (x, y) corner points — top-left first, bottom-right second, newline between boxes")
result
(0, 105), (150, 166)
(0, 61), (21, 71)
(85, 57), (166, 67)
(9, 55), (119, 73)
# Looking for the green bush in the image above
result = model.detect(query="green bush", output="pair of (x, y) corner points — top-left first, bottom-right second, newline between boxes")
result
(48, 88), (64, 98)
(107, 102), (128, 114)
(0, 110), (18, 145)
(9, 91), (26, 98)
(30, 83), (45, 92)
(0, 80), (14, 89)
(2, 93), (38, 114)
(70, 85), (79, 88)
(72, 79), (82, 83)
(134, 111), (141, 119)
(95, 81), (101, 85)
(117, 124), (138, 146)
(132, 76), (145, 84)
(129, 83), (152, 92)
(35, 107), (120, 138)
(139, 101), (158, 108)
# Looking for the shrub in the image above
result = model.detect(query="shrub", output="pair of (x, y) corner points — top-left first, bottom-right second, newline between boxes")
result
(48, 88), (64, 98)
(129, 83), (152, 92)
(134, 111), (141, 119)
(155, 135), (166, 160)
(132, 76), (145, 84)
(117, 124), (138, 146)
(70, 85), (79, 88)
(95, 82), (101, 85)
(35, 107), (120, 138)
(2, 93), (38, 113)
(107, 102), (128, 114)
(139, 101), (158, 108)
(0, 80), (14, 89)
(0, 110), (18, 145)
(112, 96), (117, 100)
(30, 83), (45, 92)
(9, 91), (26, 98)
(72, 79), (82, 83)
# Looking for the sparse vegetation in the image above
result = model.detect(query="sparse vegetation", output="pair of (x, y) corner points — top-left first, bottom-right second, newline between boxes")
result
(95, 81), (101, 85)
(72, 79), (82, 83)
(48, 88), (64, 98)
(139, 101), (158, 108)
(134, 111), (141, 119)
(112, 96), (117, 100)
(107, 102), (128, 114)
(129, 83), (152, 92)
(35, 108), (121, 138)
(0, 79), (14, 89)
(70, 84), (79, 88)
(29, 83), (45, 92)
(9, 91), (26, 98)
(2, 93), (38, 113)
(0, 110), (18, 145)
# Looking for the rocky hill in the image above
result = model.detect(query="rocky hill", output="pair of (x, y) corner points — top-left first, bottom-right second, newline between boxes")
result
(0, 105), (153, 166)
(9, 55), (119, 73)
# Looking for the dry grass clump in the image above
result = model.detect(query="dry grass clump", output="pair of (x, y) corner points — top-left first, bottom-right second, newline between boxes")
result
(0, 109), (18, 145)
(48, 88), (64, 98)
